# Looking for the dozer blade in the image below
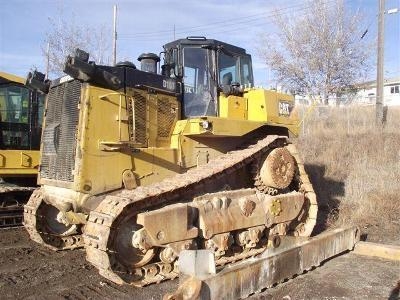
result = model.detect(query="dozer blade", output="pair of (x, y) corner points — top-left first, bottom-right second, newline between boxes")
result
(165, 226), (360, 300)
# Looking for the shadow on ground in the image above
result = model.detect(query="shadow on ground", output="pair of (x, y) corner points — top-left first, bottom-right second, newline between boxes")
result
(304, 164), (345, 235)
(388, 281), (400, 300)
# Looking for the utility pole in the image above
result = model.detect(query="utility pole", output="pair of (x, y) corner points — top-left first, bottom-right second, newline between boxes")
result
(113, 5), (118, 66)
(45, 42), (50, 79)
(376, 0), (385, 125)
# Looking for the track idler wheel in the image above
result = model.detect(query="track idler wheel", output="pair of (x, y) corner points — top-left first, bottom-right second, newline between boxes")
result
(24, 190), (84, 250)
(260, 147), (295, 190)
(113, 214), (156, 269)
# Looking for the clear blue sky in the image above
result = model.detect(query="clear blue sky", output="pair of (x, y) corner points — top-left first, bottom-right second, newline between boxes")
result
(0, 0), (399, 86)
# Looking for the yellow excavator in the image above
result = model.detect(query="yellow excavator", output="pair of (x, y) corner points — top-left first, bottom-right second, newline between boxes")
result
(24, 37), (317, 286)
(0, 71), (44, 227)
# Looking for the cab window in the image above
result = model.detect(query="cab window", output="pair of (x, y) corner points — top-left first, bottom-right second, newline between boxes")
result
(0, 85), (30, 124)
(0, 85), (31, 148)
(218, 52), (253, 88)
(219, 52), (238, 85)
(38, 93), (45, 125)
(240, 56), (253, 87)
(182, 47), (215, 117)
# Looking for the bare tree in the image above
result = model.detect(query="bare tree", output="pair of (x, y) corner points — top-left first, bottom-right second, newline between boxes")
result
(43, 9), (112, 77)
(260, 0), (372, 104)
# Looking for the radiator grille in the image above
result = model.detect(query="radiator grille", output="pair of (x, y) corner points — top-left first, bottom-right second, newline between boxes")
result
(40, 80), (81, 182)
(157, 97), (177, 138)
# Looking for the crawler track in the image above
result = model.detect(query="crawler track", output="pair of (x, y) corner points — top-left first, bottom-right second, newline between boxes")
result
(0, 186), (35, 228)
(24, 189), (84, 250)
(84, 135), (317, 286)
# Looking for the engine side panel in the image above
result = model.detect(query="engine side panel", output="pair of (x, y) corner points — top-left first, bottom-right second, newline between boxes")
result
(0, 150), (39, 176)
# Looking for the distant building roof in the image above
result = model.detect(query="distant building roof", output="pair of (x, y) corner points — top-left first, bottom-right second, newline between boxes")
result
(357, 77), (400, 89)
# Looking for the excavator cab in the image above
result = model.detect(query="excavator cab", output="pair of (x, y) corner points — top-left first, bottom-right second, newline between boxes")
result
(163, 37), (253, 118)
(0, 72), (44, 151)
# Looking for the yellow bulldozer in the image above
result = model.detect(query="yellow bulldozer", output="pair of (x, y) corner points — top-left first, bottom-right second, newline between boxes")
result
(0, 71), (44, 227)
(24, 37), (317, 286)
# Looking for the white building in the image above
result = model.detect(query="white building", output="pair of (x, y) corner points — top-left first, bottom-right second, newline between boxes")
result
(355, 77), (400, 106)
(294, 77), (400, 106)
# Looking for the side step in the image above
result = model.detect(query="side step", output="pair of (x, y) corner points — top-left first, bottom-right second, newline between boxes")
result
(165, 226), (360, 300)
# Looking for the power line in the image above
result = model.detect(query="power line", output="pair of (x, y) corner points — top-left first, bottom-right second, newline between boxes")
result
(119, 3), (303, 38)
(361, 12), (377, 39)
(119, 0), (338, 40)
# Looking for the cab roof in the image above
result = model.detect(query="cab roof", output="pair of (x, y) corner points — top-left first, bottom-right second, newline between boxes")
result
(164, 37), (248, 56)
(0, 71), (25, 85)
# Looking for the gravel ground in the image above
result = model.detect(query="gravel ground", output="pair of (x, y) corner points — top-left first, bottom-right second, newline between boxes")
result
(0, 227), (398, 300)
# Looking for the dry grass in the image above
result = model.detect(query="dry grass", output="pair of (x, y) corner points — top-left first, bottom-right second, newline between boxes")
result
(295, 105), (400, 238)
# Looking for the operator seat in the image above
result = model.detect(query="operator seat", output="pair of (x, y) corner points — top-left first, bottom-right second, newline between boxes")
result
(222, 72), (232, 86)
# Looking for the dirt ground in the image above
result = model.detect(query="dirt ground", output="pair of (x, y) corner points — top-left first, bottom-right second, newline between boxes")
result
(0, 227), (399, 300)
(252, 253), (400, 300)
(0, 228), (177, 300)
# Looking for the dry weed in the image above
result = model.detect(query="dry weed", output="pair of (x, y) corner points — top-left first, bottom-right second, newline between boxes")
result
(295, 105), (400, 236)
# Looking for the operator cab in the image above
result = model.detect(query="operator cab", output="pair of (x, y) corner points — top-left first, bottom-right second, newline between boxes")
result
(0, 72), (44, 150)
(163, 37), (254, 118)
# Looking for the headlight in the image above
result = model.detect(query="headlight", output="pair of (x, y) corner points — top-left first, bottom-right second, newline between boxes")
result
(201, 121), (211, 130)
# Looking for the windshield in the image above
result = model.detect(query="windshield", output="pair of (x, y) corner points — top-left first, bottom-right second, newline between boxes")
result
(182, 47), (217, 117)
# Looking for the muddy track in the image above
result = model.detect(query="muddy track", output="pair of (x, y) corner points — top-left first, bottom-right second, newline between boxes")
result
(0, 228), (176, 300)
(84, 135), (317, 286)
(0, 187), (35, 228)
